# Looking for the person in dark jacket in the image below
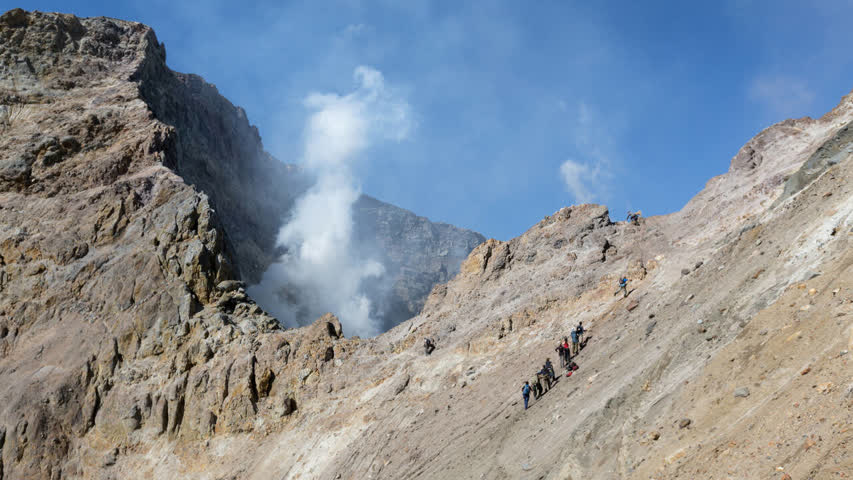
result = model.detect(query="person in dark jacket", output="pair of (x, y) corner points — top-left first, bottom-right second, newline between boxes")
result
(570, 329), (580, 356)
(538, 367), (551, 392)
(544, 358), (556, 382)
(575, 322), (585, 347)
(522, 381), (531, 409)
(555, 342), (567, 369)
(424, 337), (435, 355)
(561, 337), (572, 366)
(531, 375), (542, 399)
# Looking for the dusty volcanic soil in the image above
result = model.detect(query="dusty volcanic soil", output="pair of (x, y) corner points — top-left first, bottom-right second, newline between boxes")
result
(2, 7), (853, 480)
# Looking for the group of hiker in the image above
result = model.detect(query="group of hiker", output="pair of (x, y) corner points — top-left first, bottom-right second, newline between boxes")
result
(521, 271), (635, 409)
(626, 210), (641, 225)
(522, 322), (585, 409)
(421, 212), (641, 413)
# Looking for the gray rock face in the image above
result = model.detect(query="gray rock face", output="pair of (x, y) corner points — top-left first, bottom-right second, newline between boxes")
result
(353, 195), (486, 330)
(134, 51), (305, 284)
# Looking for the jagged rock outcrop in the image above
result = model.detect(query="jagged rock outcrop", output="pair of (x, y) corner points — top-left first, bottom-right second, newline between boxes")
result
(353, 195), (485, 329)
(0, 9), (358, 479)
(3, 8), (853, 480)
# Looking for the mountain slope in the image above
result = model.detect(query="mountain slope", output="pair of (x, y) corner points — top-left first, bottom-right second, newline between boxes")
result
(277, 92), (853, 480)
(2, 8), (853, 480)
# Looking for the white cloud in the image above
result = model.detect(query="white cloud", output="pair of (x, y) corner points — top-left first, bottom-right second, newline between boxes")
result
(559, 158), (599, 203)
(250, 66), (412, 337)
(558, 102), (613, 204)
(748, 75), (815, 118)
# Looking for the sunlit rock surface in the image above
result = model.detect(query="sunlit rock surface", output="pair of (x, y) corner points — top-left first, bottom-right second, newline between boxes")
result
(2, 8), (853, 480)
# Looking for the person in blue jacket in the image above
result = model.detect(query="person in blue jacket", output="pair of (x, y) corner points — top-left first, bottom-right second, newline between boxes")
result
(522, 381), (531, 409)
(614, 277), (628, 298)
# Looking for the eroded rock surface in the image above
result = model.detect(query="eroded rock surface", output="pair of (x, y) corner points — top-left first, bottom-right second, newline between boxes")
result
(3, 8), (853, 480)
(0, 9), (359, 479)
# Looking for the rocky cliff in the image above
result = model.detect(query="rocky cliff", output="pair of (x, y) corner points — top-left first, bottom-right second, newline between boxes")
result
(2, 8), (853, 480)
(353, 195), (485, 330)
(0, 8), (476, 479)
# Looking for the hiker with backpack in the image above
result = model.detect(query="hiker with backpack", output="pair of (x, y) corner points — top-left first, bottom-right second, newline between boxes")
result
(531, 374), (543, 399)
(538, 365), (552, 393)
(522, 381), (531, 409)
(544, 358), (556, 382)
(424, 337), (435, 355)
(575, 322), (585, 348)
(614, 277), (628, 298)
(570, 328), (580, 356)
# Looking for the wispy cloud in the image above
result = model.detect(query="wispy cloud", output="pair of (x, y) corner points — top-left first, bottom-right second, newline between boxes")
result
(558, 102), (615, 205)
(559, 159), (600, 203)
(748, 74), (816, 118)
(342, 23), (370, 38)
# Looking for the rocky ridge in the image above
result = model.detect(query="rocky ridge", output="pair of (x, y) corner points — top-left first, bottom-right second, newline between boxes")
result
(0, 9), (474, 480)
(2, 8), (853, 480)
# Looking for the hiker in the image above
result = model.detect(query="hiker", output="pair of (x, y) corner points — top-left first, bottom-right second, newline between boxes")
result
(614, 277), (628, 298)
(544, 358), (556, 382)
(555, 341), (568, 369)
(424, 337), (435, 355)
(570, 328), (580, 356)
(522, 381), (531, 409)
(531, 374), (543, 399)
(538, 367), (551, 393)
(626, 211), (640, 225)
(575, 322), (585, 347)
(561, 337), (572, 367)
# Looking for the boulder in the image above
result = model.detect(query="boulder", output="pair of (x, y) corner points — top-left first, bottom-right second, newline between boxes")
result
(217, 280), (245, 292)
(734, 387), (750, 398)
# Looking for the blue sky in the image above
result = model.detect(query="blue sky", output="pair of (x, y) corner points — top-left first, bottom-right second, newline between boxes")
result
(8, 1), (853, 240)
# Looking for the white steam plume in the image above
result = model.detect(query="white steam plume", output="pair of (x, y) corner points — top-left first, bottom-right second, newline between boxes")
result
(250, 66), (411, 337)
